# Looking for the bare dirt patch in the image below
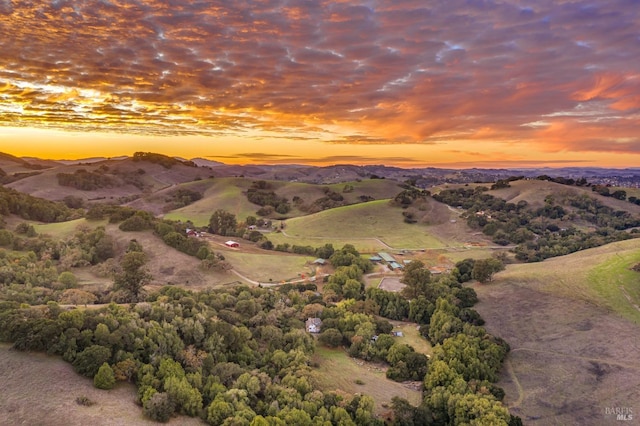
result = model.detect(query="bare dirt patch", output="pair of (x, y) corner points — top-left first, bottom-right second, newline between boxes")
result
(379, 277), (406, 292)
(473, 282), (640, 425)
(0, 343), (203, 426)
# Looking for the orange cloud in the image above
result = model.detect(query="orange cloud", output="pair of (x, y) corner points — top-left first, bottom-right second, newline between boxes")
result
(1, 1), (640, 167)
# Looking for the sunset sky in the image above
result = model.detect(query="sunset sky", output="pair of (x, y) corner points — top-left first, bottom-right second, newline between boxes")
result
(1, 0), (640, 168)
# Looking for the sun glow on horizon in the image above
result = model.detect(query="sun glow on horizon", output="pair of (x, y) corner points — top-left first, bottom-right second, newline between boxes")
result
(2, 1), (640, 168)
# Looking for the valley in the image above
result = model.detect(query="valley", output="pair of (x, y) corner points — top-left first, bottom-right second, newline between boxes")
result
(1, 152), (640, 425)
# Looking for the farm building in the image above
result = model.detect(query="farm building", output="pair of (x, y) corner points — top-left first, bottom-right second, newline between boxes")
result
(369, 255), (383, 262)
(306, 318), (322, 334)
(186, 228), (203, 237)
(225, 241), (240, 248)
(313, 258), (327, 265)
(389, 261), (404, 270)
(378, 252), (397, 263)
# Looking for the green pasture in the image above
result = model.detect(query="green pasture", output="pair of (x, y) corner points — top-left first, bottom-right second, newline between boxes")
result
(165, 177), (404, 227)
(222, 251), (315, 283)
(33, 218), (106, 239)
(272, 200), (446, 251)
(164, 177), (258, 226)
(312, 346), (422, 413)
(267, 233), (387, 254)
(390, 321), (433, 357)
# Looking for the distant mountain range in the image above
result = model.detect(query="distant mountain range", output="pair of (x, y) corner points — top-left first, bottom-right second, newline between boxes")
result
(3, 152), (640, 189)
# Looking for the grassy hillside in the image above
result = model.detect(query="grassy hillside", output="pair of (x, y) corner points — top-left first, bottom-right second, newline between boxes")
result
(494, 238), (640, 321)
(0, 152), (46, 174)
(33, 218), (103, 240)
(474, 239), (640, 424)
(163, 177), (259, 225)
(268, 199), (466, 252)
(274, 179), (402, 206)
(163, 178), (404, 227)
(489, 179), (640, 214)
(435, 179), (640, 216)
(6, 159), (212, 202)
(223, 251), (315, 283)
(105, 225), (237, 289)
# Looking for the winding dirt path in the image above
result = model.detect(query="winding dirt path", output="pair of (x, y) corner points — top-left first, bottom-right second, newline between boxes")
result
(504, 359), (524, 409)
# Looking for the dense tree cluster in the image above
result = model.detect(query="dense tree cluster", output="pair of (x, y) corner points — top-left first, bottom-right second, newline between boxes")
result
(112, 240), (152, 302)
(0, 225), (116, 304)
(303, 188), (346, 214)
(392, 188), (430, 209)
(132, 152), (196, 169)
(433, 184), (638, 262)
(0, 186), (77, 223)
(119, 211), (156, 232)
(246, 181), (291, 216)
(166, 189), (203, 209)
(307, 250), (518, 425)
(0, 285), (383, 425)
(86, 204), (138, 222)
(390, 261), (516, 425)
(63, 226), (116, 267)
(266, 242), (335, 259)
(208, 209), (239, 237)
(390, 188), (432, 223)
(0, 180), (530, 424)
(57, 169), (117, 191)
(0, 223), (521, 425)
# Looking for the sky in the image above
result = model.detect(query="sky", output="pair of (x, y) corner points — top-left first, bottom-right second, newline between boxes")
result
(1, 0), (640, 168)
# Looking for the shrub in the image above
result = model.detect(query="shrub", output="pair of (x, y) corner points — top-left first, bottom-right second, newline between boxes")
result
(0, 229), (13, 246)
(73, 345), (111, 377)
(94, 362), (116, 390)
(119, 214), (152, 231)
(143, 392), (175, 422)
(318, 328), (343, 347)
(75, 396), (95, 407)
(58, 271), (78, 289)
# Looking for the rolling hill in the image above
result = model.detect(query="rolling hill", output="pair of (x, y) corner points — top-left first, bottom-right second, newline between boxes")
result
(473, 239), (640, 425)
(267, 197), (493, 252)
(5, 151), (640, 425)
(488, 179), (640, 215)
(6, 157), (214, 202)
(160, 177), (404, 226)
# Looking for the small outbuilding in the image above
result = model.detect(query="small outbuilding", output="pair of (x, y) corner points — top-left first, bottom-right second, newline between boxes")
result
(225, 241), (240, 248)
(389, 261), (404, 270)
